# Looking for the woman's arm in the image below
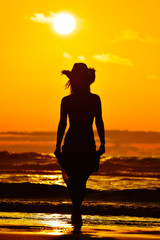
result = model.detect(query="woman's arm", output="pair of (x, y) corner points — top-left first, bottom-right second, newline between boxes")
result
(54, 98), (67, 157)
(95, 96), (105, 155)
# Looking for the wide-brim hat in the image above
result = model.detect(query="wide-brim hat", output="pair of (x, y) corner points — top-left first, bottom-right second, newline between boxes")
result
(62, 63), (95, 85)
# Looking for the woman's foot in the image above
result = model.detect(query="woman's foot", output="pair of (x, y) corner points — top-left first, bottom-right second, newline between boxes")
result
(73, 224), (82, 234)
(73, 217), (82, 234)
(71, 209), (82, 234)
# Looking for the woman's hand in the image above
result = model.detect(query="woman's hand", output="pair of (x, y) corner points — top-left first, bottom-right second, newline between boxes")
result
(97, 144), (105, 156)
(62, 168), (69, 184)
(54, 147), (61, 158)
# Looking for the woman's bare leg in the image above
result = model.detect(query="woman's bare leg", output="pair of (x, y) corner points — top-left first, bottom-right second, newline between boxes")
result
(67, 173), (90, 233)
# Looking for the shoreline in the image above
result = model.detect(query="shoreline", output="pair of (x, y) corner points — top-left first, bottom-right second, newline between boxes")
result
(0, 225), (160, 240)
(0, 232), (160, 240)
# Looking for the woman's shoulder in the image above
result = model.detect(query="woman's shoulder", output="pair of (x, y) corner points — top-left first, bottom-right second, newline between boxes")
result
(61, 95), (74, 107)
(90, 93), (101, 101)
(61, 95), (72, 101)
(62, 93), (101, 103)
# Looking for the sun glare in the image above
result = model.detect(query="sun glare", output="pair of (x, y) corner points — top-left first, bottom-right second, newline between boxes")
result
(53, 13), (75, 35)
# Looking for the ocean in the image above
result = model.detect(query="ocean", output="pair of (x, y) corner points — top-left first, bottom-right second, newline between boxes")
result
(0, 151), (160, 238)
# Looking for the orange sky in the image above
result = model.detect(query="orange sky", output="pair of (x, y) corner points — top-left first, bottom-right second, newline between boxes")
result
(1, 0), (160, 132)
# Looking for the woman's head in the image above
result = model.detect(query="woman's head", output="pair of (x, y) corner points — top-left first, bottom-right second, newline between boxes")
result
(62, 63), (96, 93)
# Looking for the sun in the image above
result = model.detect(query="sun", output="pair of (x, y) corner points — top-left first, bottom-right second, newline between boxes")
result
(53, 13), (76, 35)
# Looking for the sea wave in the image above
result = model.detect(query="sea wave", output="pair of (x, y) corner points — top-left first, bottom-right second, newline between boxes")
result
(0, 151), (160, 177)
(0, 182), (160, 203)
(0, 198), (160, 218)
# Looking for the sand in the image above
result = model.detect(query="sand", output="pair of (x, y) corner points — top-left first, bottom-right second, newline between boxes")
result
(1, 232), (160, 240)
(0, 229), (160, 240)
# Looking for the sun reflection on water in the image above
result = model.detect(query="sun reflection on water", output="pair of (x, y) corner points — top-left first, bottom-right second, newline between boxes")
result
(0, 171), (160, 191)
(0, 171), (66, 187)
(0, 212), (160, 238)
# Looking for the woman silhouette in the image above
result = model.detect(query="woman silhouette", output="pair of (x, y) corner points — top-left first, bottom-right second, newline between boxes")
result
(54, 63), (105, 233)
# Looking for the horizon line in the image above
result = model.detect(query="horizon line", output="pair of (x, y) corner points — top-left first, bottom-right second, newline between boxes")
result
(0, 129), (160, 134)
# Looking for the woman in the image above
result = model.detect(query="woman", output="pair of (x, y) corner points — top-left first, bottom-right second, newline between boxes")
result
(54, 63), (105, 233)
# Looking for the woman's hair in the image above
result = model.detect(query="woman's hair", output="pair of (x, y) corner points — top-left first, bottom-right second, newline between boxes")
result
(61, 63), (96, 94)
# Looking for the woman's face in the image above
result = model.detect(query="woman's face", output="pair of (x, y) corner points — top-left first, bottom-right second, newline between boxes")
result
(71, 76), (90, 93)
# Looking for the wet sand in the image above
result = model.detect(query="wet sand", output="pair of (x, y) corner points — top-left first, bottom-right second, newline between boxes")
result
(1, 232), (160, 240)
(0, 226), (160, 240)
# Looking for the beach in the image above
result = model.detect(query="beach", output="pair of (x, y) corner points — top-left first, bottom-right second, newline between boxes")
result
(1, 217), (160, 240)
(1, 225), (160, 240)
(0, 152), (160, 239)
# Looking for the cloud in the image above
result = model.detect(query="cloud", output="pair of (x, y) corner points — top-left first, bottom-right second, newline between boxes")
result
(93, 53), (133, 66)
(77, 56), (86, 61)
(30, 12), (55, 24)
(63, 52), (72, 59)
(114, 29), (156, 43)
(1, 131), (160, 157)
(63, 53), (86, 61)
